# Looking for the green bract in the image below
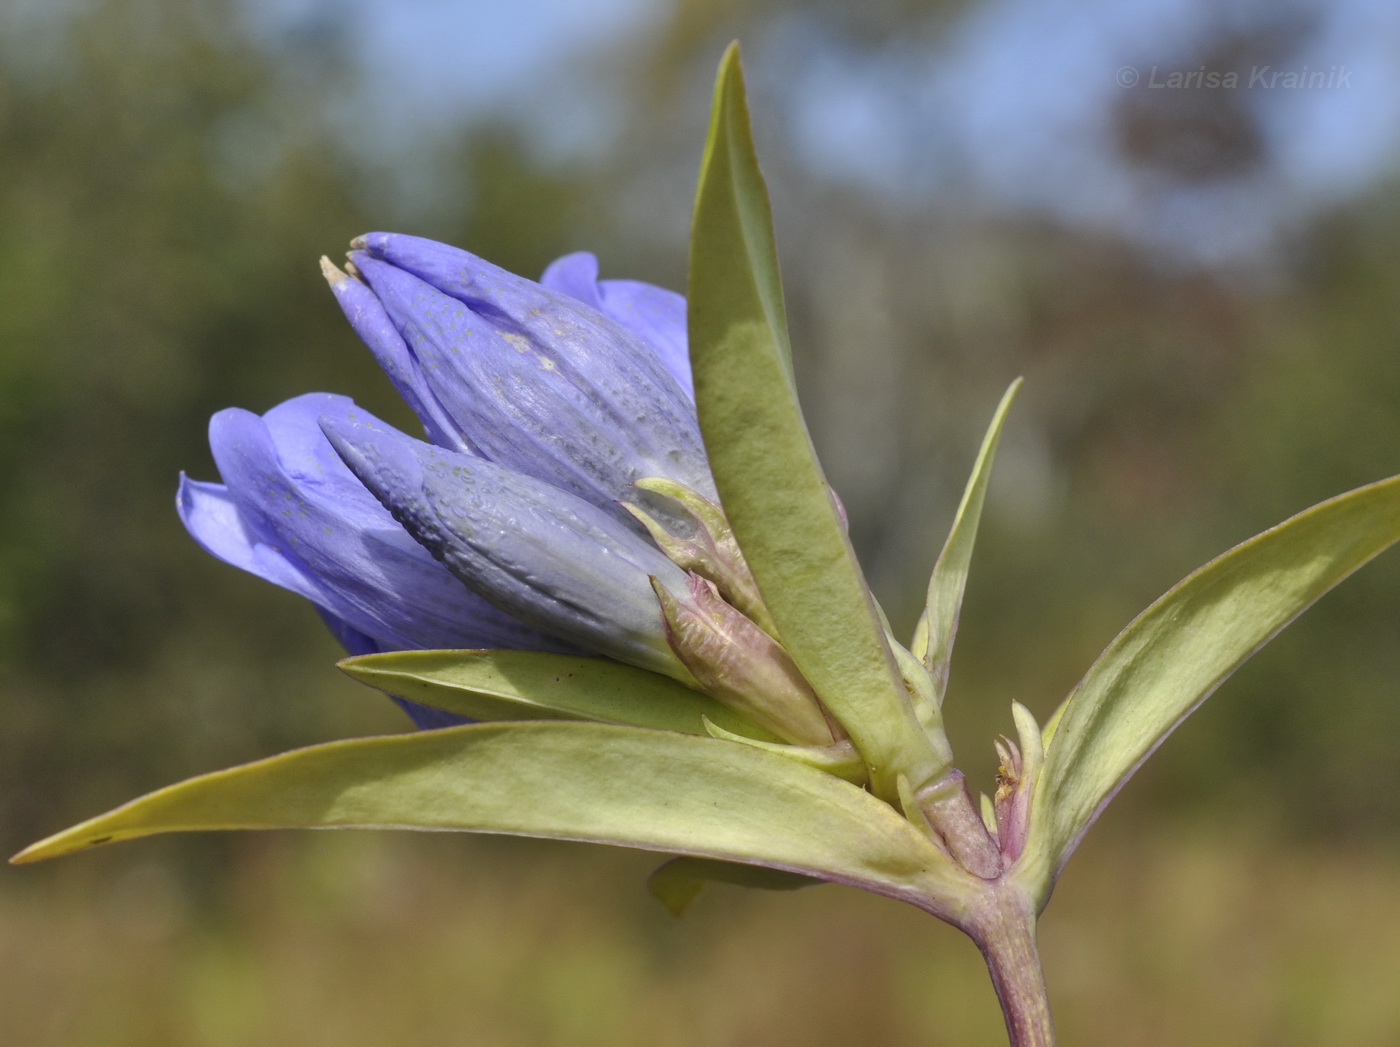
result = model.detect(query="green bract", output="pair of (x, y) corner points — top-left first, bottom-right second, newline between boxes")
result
(915, 378), (1021, 703)
(338, 649), (778, 740)
(687, 50), (951, 803)
(15, 41), (1400, 1047)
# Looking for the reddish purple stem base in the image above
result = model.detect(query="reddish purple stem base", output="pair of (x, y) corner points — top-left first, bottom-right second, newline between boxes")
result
(968, 887), (1055, 1047)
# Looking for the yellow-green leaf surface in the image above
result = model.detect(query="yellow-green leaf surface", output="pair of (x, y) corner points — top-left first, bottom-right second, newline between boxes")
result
(914, 379), (1021, 700)
(648, 856), (819, 917)
(340, 650), (775, 740)
(13, 722), (979, 919)
(1013, 474), (1400, 907)
(688, 44), (946, 801)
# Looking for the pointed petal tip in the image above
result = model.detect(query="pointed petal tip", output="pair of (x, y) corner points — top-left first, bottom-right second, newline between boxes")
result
(350, 232), (395, 257)
(317, 414), (372, 475)
(318, 413), (425, 513)
(320, 255), (349, 287)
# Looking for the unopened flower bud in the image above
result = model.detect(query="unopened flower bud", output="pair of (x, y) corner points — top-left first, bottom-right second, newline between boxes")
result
(344, 233), (714, 519)
(322, 409), (695, 682)
(652, 573), (834, 746)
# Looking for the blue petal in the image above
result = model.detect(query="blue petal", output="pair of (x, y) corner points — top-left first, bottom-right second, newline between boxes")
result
(321, 260), (468, 453)
(350, 234), (714, 510)
(178, 475), (324, 599)
(541, 252), (693, 399)
(194, 391), (560, 654)
(321, 410), (691, 679)
(539, 251), (603, 310)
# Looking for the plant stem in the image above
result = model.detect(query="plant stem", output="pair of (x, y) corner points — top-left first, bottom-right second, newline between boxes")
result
(970, 886), (1055, 1047)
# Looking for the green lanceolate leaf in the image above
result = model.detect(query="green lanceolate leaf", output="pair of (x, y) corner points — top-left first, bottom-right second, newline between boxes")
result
(1013, 474), (1400, 907)
(701, 717), (867, 784)
(12, 722), (980, 921)
(688, 43), (948, 802)
(648, 856), (820, 917)
(340, 649), (776, 740)
(913, 379), (1022, 702)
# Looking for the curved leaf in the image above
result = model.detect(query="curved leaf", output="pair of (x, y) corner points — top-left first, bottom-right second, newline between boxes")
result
(914, 379), (1021, 702)
(688, 44), (946, 801)
(1013, 474), (1400, 906)
(13, 722), (980, 921)
(340, 649), (775, 739)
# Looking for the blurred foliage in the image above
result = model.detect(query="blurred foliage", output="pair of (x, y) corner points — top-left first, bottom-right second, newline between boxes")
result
(3, 0), (1400, 1041)
(7, 826), (1400, 1047)
(0, 0), (387, 848)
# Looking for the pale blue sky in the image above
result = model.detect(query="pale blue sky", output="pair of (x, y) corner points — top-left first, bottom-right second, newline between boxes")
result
(249, 0), (665, 155)
(768, 0), (1400, 262)
(167, 0), (1400, 263)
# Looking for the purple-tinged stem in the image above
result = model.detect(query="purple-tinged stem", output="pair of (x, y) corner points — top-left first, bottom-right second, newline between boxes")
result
(968, 886), (1055, 1047)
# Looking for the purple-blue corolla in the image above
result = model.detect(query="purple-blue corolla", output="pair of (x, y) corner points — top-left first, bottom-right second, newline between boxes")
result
(179, 234), (706, 728)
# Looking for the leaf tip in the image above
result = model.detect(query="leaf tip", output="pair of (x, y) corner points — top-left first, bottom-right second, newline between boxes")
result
(9, 827), (112, 865)
(7, 845), (39, 865)
(718, 40), (742, 80)
(336, 654), (376, 682)
(710, 41), (752, 142)
(648, 859), (706, 917)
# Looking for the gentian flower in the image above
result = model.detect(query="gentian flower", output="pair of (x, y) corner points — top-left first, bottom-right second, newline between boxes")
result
(178, 232), (832, 744)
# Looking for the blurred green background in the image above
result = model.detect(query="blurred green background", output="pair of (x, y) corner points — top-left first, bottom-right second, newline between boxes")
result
(3, 0), (1400, 1043)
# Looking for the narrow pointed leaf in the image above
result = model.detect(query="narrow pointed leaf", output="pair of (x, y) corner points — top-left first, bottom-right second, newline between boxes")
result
(13, 722), (979, 920)
(1013, 475), (1400, 906)
(648, 856), (819, 917)
(688, 43), (945, 801)
(916, 379), (1022, 700)
(701, 717), (867, 783)
(979, 792), (997, 835)
(341, 649), (776, 740)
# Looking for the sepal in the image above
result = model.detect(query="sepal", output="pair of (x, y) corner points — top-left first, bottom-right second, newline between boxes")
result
(624, 476), (776, 635)
(652, 574), (835, 746)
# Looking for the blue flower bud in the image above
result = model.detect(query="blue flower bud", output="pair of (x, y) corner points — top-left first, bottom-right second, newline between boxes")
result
(341, 233), (713, 517)
(320, 408), (694, 681)
(178, 393), (567, 727)
(184, 237), (809, 735)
